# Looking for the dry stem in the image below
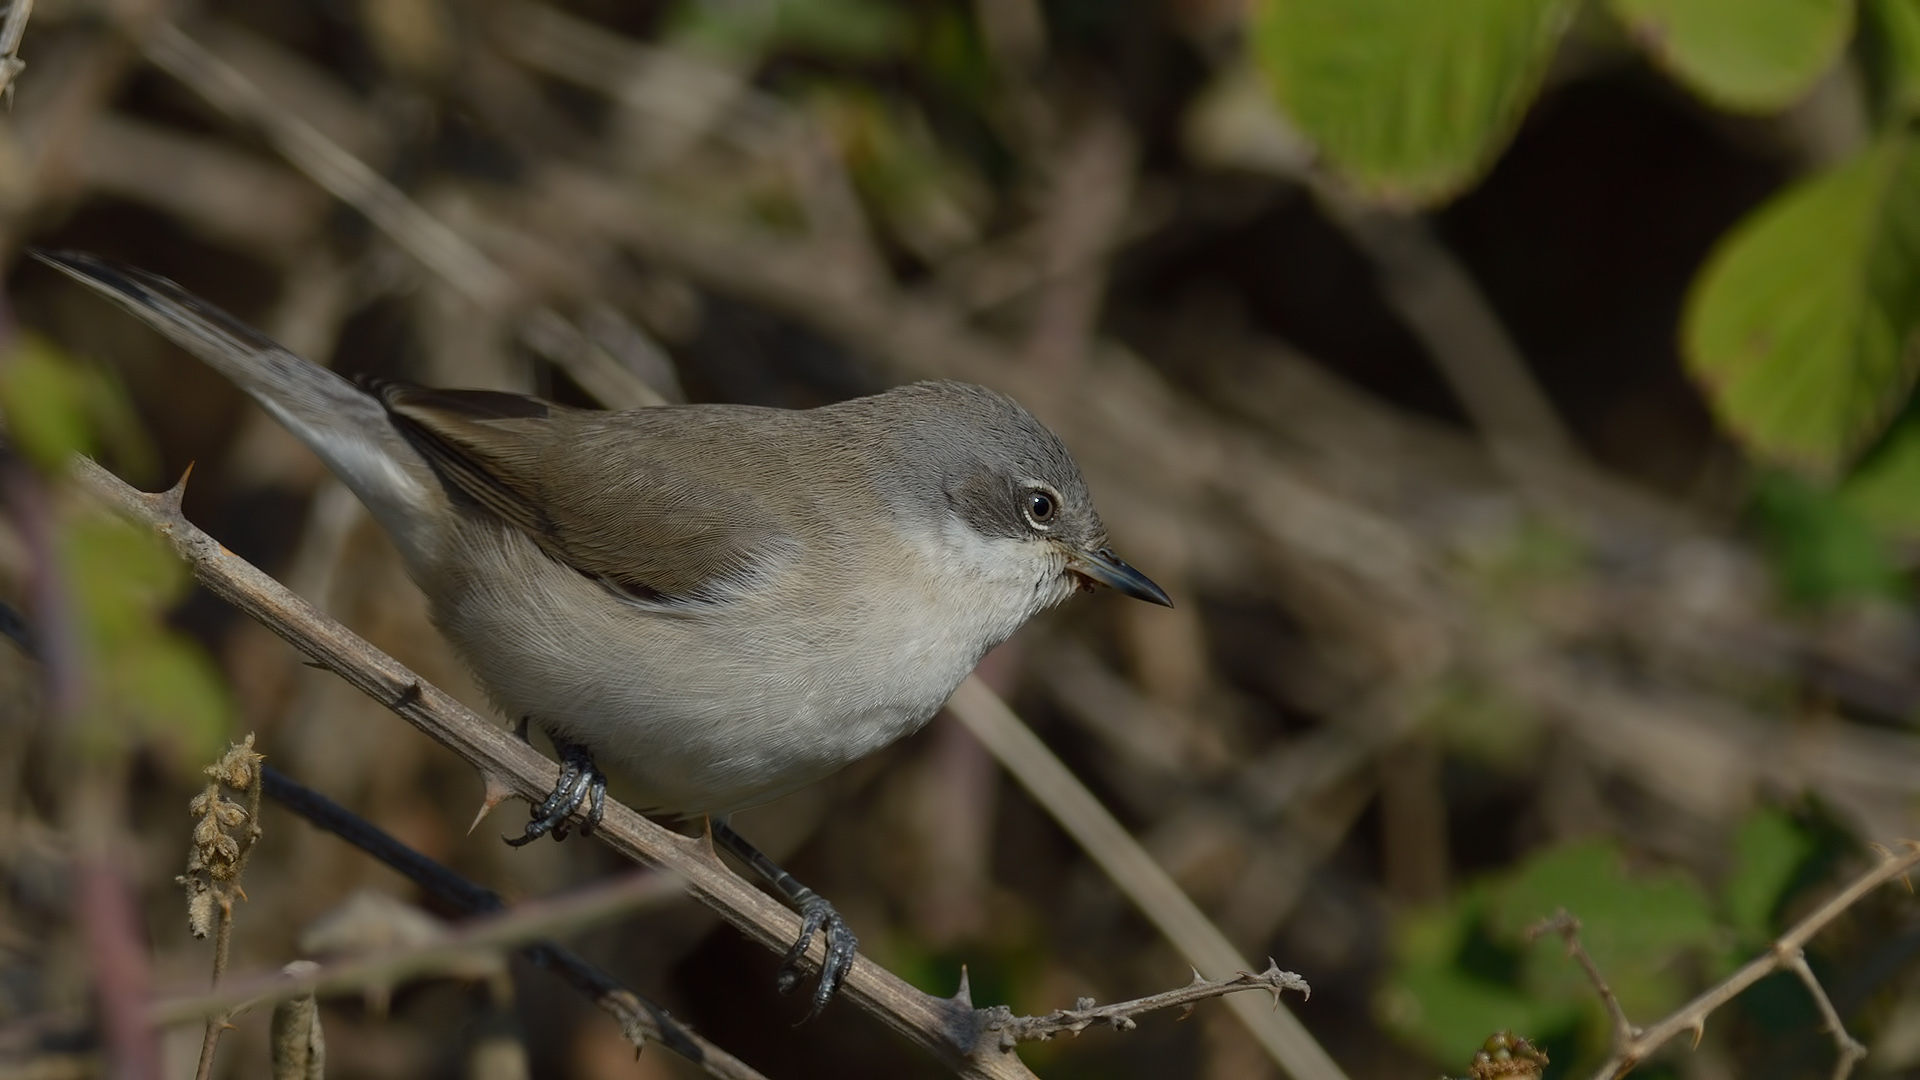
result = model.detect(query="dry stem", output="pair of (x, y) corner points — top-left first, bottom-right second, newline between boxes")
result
(977, 962), (1308, 1051)
(183, 736), (265, 1080)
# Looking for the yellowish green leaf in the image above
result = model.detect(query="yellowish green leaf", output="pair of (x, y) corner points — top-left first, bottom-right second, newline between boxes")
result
(1684, 138), (1920, 474)
(1251, 0), (1578, 205)
(1611, 0), (1854, 112)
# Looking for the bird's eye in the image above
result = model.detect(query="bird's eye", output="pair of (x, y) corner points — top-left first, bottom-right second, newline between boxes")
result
(1025, 490), (1057, 527)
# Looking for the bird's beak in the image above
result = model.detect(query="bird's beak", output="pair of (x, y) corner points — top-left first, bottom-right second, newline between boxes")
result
(1068, 546), (1173, 607)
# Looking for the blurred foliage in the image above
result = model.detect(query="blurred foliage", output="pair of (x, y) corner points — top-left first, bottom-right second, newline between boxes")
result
(0, 333), (156, 480)
(1383, 811), (1828, 1073)
(0, 335), (228, 765)
(1750, 469), (1910, 605)
(58, 510), (231, 766)
(1249, 0), (1920, 572)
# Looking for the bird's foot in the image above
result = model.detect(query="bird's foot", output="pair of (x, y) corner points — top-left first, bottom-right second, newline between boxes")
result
(506, 735), (605, 846)
(777, 887), (859, 1022)
(709, 819), (859, 1018)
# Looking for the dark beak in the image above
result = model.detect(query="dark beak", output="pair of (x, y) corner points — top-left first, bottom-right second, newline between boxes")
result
(1068, 547), (1173, 607)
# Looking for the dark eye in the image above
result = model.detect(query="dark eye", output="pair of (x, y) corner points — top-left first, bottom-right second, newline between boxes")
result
(1025, 490), (1057, 527)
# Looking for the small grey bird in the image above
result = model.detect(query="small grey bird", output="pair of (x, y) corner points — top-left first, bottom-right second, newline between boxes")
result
(36, 250), (1169, 1014)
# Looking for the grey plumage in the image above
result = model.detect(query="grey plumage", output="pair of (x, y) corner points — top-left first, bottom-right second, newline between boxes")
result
(35, 250), (1166, 817)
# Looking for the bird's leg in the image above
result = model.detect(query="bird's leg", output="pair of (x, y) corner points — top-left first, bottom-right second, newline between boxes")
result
(710, 818), (858, 1019)
(506, 730), (606, 846)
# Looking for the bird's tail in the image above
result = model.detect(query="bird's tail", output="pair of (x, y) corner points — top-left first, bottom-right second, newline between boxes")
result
(31, 250), (445, 557)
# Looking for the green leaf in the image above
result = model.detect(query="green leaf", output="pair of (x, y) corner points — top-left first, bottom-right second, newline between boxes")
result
(1752, 470), (1909, 604)
(1684, 138), (1920, 474)
(1382, 889), (1581, 1064)
(1494, 840), (1717, 1019)
(1723, 809), (1816, 944)
(0, 335), (100, 469)
(1610, 0), (1854, 113)
(1250, 0), (1579, 205)
(1840, 408), (1920, 535)
(0, 334), (158, 479)
(1863, 0), (1920, 119)
(60, 512), (230, 764)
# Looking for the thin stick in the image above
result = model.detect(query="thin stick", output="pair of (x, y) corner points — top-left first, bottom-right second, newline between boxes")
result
(1528, 912), (1632, 1049)
(945, 677), (1346, 1080)
(1780, 950), (1866, 1080)
(981, 962), (1308, 1051)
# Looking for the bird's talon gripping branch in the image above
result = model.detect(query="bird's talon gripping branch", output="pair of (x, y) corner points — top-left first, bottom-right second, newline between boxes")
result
(508, 736), (605, 846)
(711, 819), (859, 1016)
(778, 891), (858, 1021)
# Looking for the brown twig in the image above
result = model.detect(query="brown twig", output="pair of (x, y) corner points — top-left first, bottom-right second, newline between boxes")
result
(1529, 842), (1920, 1079)
(945, 677), (1342, 1080)
(977, 962), (1309, 1052)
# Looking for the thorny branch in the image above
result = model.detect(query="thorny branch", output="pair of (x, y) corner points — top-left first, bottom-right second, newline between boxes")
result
(1528, 841), (1920, 1080)
(976, 962), (1309, 1052)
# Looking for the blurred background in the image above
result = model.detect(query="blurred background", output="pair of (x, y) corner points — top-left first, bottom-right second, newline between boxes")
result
(3, 0), (1920, 1077)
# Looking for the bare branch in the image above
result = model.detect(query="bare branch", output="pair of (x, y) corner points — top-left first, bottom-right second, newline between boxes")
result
(1526, 912), (1633, 1050)
(1780, 949), (1866, 1080)
(979, 962), (1309, 1052)
(945, 678), (1341, 1080)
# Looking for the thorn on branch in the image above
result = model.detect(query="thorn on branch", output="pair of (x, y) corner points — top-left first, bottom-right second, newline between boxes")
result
(159, 462), (195, 516)
(951, 965), (973, 1009)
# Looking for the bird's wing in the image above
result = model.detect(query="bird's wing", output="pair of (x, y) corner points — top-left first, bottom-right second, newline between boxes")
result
(376, 382), (803, 604)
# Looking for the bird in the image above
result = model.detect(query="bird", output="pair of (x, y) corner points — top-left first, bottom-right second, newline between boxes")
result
(33, 249), (1171, 1016)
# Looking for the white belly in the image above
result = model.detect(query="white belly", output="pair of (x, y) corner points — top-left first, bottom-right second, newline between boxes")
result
(416, 521), (1061, 815)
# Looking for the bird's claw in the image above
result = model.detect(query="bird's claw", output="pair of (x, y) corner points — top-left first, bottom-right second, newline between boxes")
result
(776, 891), (858, 1021)
(507, 736), (605, 846)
